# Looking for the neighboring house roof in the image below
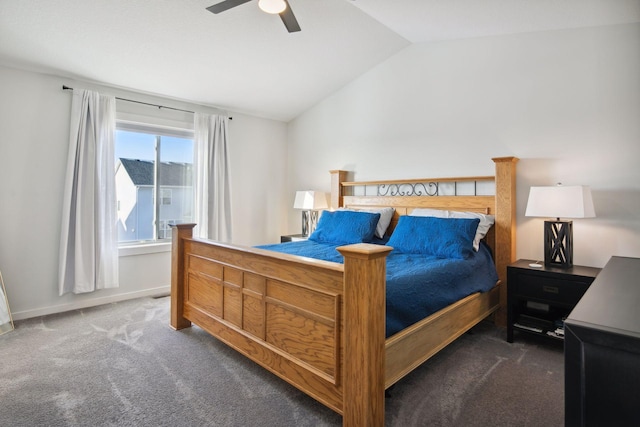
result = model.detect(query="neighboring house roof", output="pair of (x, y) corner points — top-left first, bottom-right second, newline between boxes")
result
(118, 158), (193, 186)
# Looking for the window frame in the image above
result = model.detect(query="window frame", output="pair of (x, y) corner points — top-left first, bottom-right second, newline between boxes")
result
(115, 120), (194, 247)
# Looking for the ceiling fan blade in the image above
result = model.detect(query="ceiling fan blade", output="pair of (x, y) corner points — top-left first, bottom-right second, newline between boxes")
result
(279, 0), (301, 33)
(206, 0), (253, 14)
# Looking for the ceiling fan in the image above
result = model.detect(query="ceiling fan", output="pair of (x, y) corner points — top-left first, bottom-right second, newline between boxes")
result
(207, 0), (301, 33)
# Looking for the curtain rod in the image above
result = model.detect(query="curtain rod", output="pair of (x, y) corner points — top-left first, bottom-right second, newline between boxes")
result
(62, 85), (232, 119)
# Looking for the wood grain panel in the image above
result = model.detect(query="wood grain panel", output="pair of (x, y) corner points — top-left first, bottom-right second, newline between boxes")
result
(187, 272), (222, 317)
(244, 271), (265, 294)
(267, 279), (337, 321)
(223, 284), (242, 327)
(266, 303), (338, 379)
(221, 266), (242, 326)
(223, 266), (243, 287)
(242, 272), (266, 339)
(343, 195), (494, 210)
(188, 254), (223, 279)
(242, 293), (265, 339)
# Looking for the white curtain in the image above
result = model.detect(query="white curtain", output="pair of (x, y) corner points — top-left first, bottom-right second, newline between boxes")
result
(58, 89), (119, 295)
(0, 271), (11, 327)
(193, 113), (232, 241)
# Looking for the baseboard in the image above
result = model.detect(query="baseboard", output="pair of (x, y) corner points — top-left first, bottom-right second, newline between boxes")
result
(11, 286), (171, 321)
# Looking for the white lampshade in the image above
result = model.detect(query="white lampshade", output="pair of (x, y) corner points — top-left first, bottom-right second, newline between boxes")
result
(258, 0), (286, 14)
(293, 191), (328, 210)
(525, 185), (596, 219)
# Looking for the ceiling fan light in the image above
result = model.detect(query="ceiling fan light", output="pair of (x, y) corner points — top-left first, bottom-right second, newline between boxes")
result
(258, 0), (286, 14)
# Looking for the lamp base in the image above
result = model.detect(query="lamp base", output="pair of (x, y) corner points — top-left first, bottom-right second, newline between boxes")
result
(309, 211), (319, 234)
(301, 211), (320, 236)
(544, 219), (573, 268)
(301, 211), (309, 236)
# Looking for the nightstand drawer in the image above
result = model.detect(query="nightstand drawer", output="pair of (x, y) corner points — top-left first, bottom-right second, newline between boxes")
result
(516, 275), (590, 306)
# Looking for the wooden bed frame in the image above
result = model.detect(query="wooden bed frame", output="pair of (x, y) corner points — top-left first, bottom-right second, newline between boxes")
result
(171, 156), (518, 426)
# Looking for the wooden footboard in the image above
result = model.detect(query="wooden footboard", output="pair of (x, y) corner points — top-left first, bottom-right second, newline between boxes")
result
(171, 224), (392, 425)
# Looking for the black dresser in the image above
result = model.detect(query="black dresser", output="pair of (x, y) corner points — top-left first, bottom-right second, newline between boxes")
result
(565, 256), (640, 427)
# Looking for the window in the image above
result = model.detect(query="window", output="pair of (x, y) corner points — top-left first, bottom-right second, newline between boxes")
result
(160, 189), (172, 205)
(115, 122), (194, 243)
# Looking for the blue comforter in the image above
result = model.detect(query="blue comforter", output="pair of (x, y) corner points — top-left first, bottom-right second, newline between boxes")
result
(255, 240), (499, 337)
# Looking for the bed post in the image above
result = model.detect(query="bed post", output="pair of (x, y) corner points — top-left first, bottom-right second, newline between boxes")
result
(330, 170), (348, 209)
(337, 243), (392, 427)
(491, 157), (518, 326)
(171, 223), (195, 330)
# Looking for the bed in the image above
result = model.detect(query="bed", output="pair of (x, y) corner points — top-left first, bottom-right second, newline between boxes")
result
(170, 156), (518, 426)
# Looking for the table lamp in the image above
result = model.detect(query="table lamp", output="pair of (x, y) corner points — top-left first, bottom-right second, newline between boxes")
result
(293, 191), (328, 236)
(525, 184), (595, 269)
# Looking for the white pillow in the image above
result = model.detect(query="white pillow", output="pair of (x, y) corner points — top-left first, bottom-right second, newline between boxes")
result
(339, 207), (395, 239)
(410, 208), (494, 251)
(449, 211), (494, 251)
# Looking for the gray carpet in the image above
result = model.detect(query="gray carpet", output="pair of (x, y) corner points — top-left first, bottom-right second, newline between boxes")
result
(0, 296), (564, 426)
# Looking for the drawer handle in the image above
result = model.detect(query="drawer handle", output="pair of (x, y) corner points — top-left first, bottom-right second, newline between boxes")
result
(543, 285), (559, 294)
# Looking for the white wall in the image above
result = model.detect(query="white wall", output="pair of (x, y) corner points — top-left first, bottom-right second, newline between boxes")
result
(0, 65), (288, 320)
(2, 23), (638, 320)
(287, 23), (640, 268)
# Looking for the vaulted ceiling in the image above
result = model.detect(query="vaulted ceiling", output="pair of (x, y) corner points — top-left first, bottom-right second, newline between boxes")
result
(1, 0), (638, 121)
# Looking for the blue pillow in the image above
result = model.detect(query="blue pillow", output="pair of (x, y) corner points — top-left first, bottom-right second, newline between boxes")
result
(386, 215), (480, 259)
(309, 210), (381, 245)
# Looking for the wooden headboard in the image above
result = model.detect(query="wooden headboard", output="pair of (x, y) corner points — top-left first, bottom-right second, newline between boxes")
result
(330, 157), (518, 325)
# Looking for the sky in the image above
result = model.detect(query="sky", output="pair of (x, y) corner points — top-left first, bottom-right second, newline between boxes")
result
(115, 130), (193, 164)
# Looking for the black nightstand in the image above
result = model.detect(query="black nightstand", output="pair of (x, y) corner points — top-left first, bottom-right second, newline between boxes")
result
(507, 259), (600, 343)
(280, 234), (308, 243)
